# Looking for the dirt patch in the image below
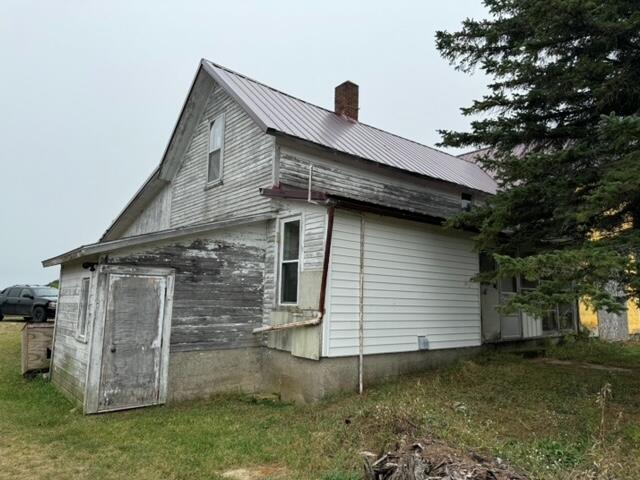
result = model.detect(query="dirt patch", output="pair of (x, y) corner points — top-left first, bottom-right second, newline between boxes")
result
(536, 358), (633, 373)
(222, 466), (289, 480)
(363, 437), (528, 480)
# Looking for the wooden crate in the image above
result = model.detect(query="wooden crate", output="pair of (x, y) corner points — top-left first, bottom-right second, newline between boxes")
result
(21, 322), (54, 376)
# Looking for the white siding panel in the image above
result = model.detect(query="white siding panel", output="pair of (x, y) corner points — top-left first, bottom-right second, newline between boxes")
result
(325, 212), (481, 357)
(522, 312), (543, 338)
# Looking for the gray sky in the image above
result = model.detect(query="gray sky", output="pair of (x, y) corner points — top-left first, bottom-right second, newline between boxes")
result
(0, 0), (489, 288)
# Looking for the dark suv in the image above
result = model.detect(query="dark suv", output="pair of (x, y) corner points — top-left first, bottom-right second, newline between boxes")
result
(0, 285), (58, 322)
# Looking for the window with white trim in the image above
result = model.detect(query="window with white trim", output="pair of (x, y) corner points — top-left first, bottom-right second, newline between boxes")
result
(280, 219), (301, 304)
(207, 115), (225, 184)
(76, 277), (90, 340)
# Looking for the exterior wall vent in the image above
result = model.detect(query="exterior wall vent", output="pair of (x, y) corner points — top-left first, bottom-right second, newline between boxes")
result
(418, 336), (429, 350)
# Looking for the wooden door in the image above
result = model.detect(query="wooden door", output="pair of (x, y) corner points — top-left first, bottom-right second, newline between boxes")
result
(85, 265), (174, 414)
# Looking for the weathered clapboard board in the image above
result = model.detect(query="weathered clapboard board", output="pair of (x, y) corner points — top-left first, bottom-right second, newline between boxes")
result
(21, 322), (54, 376)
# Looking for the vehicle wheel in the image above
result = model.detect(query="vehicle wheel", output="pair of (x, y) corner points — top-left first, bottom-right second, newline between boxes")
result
(32, 306), (47, 323)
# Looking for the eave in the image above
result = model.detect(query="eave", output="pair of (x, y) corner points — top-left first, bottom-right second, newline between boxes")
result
(43, 213), (277, 267)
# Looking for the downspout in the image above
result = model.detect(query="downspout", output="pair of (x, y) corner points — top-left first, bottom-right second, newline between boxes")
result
(358, 214), (365, 394)
(317, 206), (335, 320)
(252, 206), (336, 334)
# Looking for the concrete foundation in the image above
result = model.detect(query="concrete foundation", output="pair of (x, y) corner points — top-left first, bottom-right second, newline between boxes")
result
(166, 343), (484, 404)
(261, 346), (483, 403)
(165, 335), (568, 405)
(167, 348), (262, 402)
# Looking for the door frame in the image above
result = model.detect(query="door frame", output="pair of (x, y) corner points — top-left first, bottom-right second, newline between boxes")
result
(83, 264), (175, 414)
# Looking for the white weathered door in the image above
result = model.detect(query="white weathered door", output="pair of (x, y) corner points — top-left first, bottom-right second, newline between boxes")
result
(99, 273), (166, 410)
(85, 265), (174, 414)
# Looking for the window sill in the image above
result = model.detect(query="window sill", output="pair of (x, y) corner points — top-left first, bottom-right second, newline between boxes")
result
(277, 303), (300, 309)
(75, 335), (88, 344)
(204, 179), (223, 191)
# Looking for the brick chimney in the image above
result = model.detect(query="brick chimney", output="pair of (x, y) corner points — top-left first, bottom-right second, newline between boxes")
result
(334, 81), (359, 121)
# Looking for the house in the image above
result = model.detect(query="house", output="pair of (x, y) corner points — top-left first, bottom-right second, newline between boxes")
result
(43, 60), (577, 414)
(461, 147), (639, 342)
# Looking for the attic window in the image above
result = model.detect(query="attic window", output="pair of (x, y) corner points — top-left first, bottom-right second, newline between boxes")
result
(461, 193), (473, 211)
(208, 114), (225, 184)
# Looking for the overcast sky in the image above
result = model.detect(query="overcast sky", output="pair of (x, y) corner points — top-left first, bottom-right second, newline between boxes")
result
(0, 0), (489, 288)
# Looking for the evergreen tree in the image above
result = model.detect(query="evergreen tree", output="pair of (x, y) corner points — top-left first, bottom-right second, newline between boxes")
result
(436, 0), (640, 315)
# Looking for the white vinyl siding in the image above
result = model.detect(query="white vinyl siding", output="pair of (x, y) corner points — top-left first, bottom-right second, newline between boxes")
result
(522, 313), (543, 338)
(324, 212), (481, 357)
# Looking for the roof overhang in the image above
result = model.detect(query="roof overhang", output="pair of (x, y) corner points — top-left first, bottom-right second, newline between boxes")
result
(272, 133), (494, 198)
(260, 184), (448, 227)
(43, 213), (277, 267)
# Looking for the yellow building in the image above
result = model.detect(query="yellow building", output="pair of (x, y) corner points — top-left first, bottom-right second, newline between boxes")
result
(460, 148), (639, 339)
(580, 300), (640, 336)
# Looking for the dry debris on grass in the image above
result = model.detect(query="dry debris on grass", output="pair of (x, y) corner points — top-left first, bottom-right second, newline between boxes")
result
(221, 466), (288, 480)
(362, 438), (528, 480)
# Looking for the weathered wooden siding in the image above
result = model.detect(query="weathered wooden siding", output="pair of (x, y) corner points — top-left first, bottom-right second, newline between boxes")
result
(279, 147), (466, 220)
(324, 212), (481, 357)
(303, 208), (327, 271)
(107, 224), (267, 352)
(121, 184), (172, 238)
(170, 84), (275, 228)
(260, 203), (327, 358)
(21, 323), (54, 375)
(263, 219), (277, 325)
(51, 262), (93, 403)
(262, 202), (327, 319)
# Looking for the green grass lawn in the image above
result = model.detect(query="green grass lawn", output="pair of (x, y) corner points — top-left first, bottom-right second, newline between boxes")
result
(1, 322), (639, 480)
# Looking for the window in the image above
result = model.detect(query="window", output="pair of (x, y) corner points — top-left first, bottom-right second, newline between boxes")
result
(76, 278), (90, 340)
(461, 192), (473, 211)
(207, 115), (225, 184)
(499, 276), (518, 293)
(558, 304), (576, 331)
(20, 288), (33, 298)
(8, 288), (21, 297)
(280, 219), (301, 304)
(542, 309), (558, 332)
(33, 287), (58, 297)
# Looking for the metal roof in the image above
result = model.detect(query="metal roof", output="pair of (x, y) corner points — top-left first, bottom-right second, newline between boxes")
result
(202, 60), (497, 194)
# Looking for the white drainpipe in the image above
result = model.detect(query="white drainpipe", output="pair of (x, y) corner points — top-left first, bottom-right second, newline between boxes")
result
(358, 214), (365, 394)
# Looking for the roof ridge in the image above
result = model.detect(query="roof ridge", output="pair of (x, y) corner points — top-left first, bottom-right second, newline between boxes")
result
(204, 59), (338, 115)
(458, 146), (491, 158)
(203, 59), (477, 167)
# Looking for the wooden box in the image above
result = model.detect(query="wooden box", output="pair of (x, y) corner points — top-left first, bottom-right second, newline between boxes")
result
(21, 322), (54, 376)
